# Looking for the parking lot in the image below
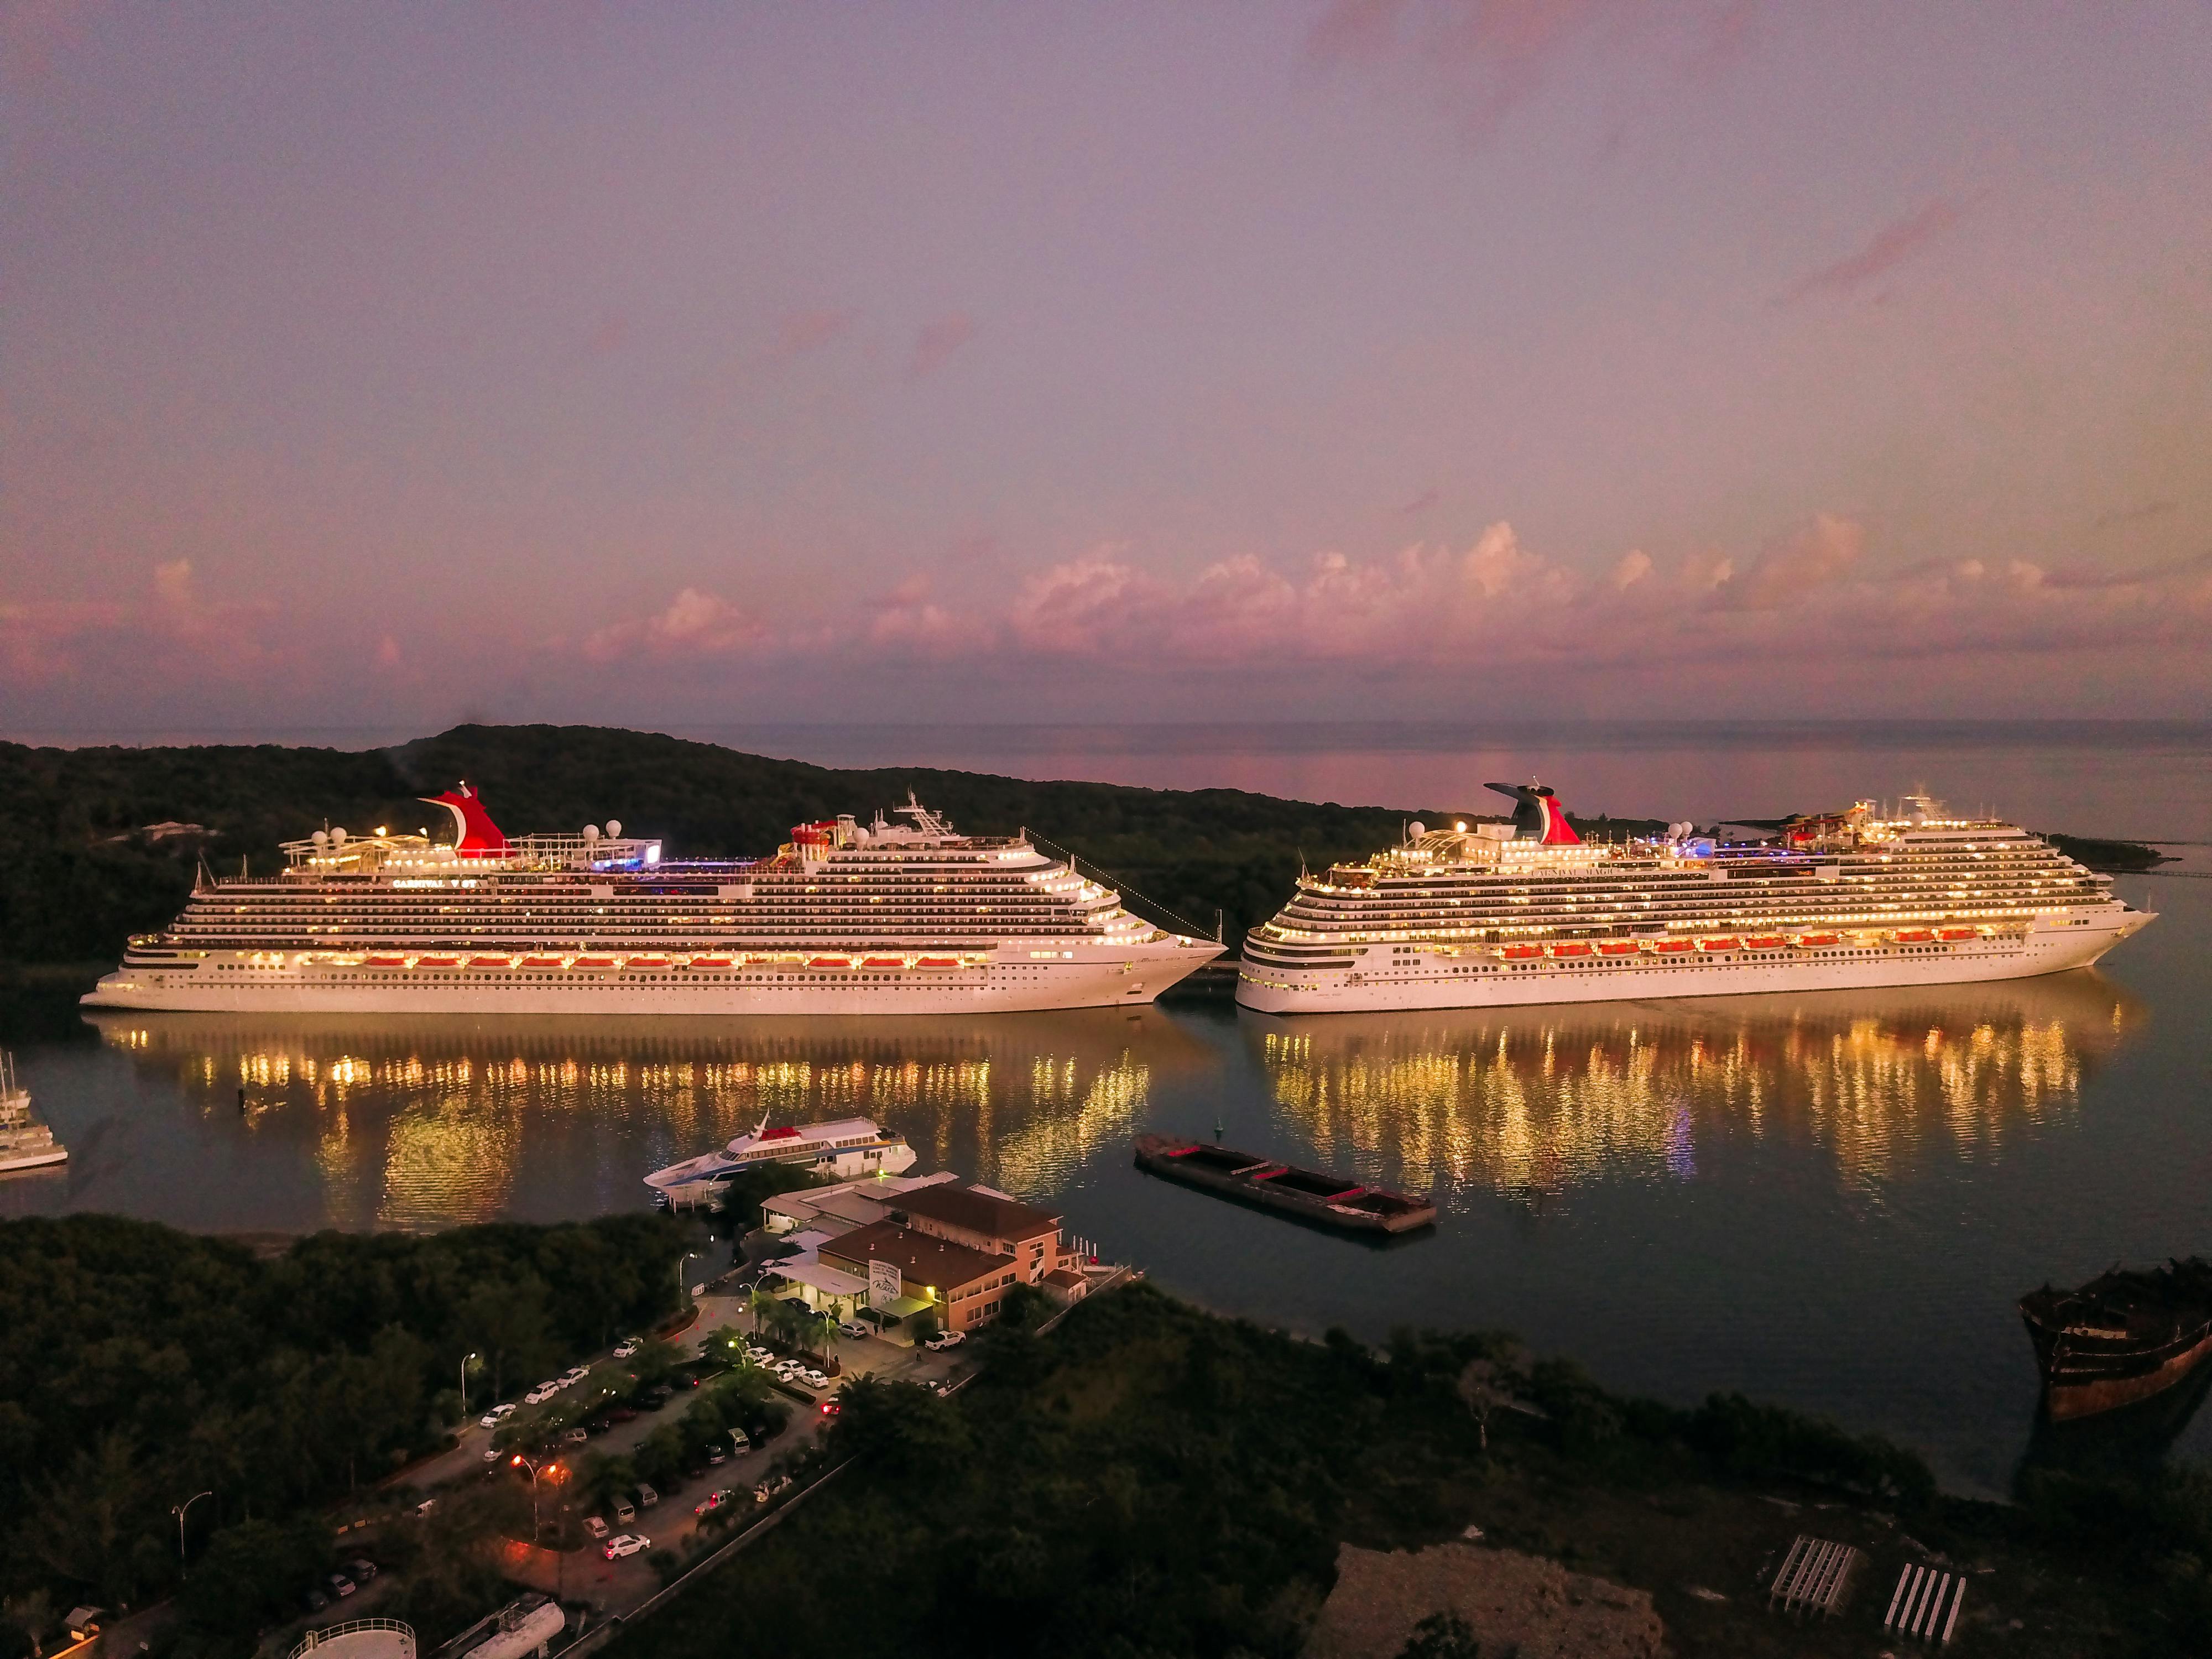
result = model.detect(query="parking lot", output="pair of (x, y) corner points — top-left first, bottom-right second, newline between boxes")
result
(419, 1295), (969, 1618)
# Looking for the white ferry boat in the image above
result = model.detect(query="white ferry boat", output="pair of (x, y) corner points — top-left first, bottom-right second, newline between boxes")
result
(0, 1052), (67, 1173)
(82, 784), (1221, 1016)
(1237, 784), (2154, 1015)
(645, 1115), (917, 1208)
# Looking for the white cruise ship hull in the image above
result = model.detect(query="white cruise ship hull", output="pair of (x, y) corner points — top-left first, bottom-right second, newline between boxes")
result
(1237, 910), (2149, 1015)
(85, 945), (1220, 1016)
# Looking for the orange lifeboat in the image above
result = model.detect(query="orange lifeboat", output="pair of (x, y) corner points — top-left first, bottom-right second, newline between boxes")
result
(1938, 927), (1979, 942)
(416, 954), (460, 969)
(627, 956), (671, 970)
(1697, 938), (1739, 952)
(1499, 945), (1541, 960)
(1547, 942), (1593, 958)
(1648, 939), (1693, 954)
(1744, 936), (1786, 950)
(521, 953), (566, 968)
(366, 953), (407, 968)
(915, 955), (961, 969)
(1598, 941), (1640, 956)
(810, 956), (851, 970)
(690, 955), (733, 969)
(469, 954), (512, 969)
(1795, 932), (1840, 948)
(863, 956), (905, 969)
(573, 955), (616, 969)
(1893, 929), (1934, 945)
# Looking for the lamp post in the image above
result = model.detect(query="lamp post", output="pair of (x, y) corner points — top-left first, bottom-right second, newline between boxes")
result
(171, 1490), (212, 1578)
(461, 1350), (479, 1422)
(679, 1251), (703, 1309)
(510, 1453), (547, 1543)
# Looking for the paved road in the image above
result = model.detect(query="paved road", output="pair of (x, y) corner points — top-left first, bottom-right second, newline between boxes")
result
(415, 1298), (966, 1617)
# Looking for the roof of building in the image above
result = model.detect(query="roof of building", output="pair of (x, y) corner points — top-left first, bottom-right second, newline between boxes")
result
(1043, 1267), (1086, 1288)
(895, 1182), (1060, 1240)
(767, 1258), (868, 1298)
(812, 1189), (891, 1226)
(819, 1219), (1009, 1291)
(763, 1170), (958, 1223)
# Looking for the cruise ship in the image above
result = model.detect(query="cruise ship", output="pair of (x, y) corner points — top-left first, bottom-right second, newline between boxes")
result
(1235, 783), (2153, 1015)
(83, 784), (1222, 1015)
(645, 1115), (917, 1208)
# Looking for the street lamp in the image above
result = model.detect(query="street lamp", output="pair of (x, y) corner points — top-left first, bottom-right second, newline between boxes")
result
(171, 1490), (212, 1578)
(510, 1453), (548, 1543)
(679, 1251), (703, 1308)
(461, 1350), (479, 1422)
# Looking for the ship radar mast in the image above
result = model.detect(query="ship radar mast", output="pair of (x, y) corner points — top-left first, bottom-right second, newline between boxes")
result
(894, 795), (957, 840)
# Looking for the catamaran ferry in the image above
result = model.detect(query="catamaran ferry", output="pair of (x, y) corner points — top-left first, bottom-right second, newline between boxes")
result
(82, 784), (1221, 1015)
(645, 1115), (917, 1209)
(1236, 783), (2154, 1015)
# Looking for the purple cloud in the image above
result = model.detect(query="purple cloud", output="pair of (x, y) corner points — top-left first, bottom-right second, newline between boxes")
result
(907, 313), (975, 380)
(769, 307), (857, 363)
(1307, 0), (1755, 144)
(1781, 195), (1978, 304)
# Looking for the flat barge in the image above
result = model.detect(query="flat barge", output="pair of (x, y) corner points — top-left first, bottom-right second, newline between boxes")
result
(1133, 1133), (1435, 1234)
(2020, 1258), (2212, 1421)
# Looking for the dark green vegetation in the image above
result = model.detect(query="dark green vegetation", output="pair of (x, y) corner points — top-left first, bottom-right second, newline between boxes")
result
(0, 1211), (687, 1656)
(2046, 832), (2170, 873)
(0, 723), (1595, 970)
(607, 1284), (2212, 1659)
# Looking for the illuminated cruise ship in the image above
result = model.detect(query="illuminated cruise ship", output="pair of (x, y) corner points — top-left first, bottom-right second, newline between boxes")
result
(1235, 783), (2153, 1015)
(84, 784), (1221, 1015)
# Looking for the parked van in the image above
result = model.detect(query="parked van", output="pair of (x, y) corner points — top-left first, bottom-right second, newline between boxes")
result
(636, 1483), (660, 1509)
(612, 1496), (637, 1524)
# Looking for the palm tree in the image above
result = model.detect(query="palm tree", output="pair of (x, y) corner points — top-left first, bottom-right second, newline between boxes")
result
(748, 1285), (778, 1335)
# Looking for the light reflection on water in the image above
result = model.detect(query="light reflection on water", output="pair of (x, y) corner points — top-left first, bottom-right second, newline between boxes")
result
(61, 1010), (1194, 1231)
(1246, 972), (2133, 1207)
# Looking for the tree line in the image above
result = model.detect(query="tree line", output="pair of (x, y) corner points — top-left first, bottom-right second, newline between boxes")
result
(0, 723), (1461, 968)
(0, 1211), (688, 1651)
(606, 1282), (2212, 1659)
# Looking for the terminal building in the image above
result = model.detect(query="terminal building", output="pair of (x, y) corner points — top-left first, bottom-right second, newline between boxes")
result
(759, 1172), (1097, 1333)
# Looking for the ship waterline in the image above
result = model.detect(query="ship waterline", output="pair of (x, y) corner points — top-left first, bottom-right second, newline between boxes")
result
(1238, 786), (2152, 1014)
(83, 786), (1222, 1016)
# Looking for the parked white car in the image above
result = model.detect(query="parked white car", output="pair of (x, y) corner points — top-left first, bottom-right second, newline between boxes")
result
(603, 1533), (650, 1560)
(924, 1331), (965, 1351)
(837, 1319), (871, 1340)
(800, 1369), (828, 1389)
(478, 1403), (517, 1429)
(613, 1337), (641, 1359)
(560, 1365), (589, 1387)
(525, 1381), (560, 1405)
(583, 1515), (609, 1541)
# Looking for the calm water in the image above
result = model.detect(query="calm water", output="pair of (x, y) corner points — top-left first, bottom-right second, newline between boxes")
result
(4, 725), (2209, 1497)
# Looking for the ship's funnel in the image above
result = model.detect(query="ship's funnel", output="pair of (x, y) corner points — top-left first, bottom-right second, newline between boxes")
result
(1483, 781), (1582, 847)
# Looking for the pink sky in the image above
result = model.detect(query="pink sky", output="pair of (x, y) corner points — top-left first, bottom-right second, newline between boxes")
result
(3, 2), (2209, 731)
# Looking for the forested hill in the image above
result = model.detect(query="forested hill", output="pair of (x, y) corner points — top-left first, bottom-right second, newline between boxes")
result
(1, 725), (2160, 973)
(0, 724), (1517, 968)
